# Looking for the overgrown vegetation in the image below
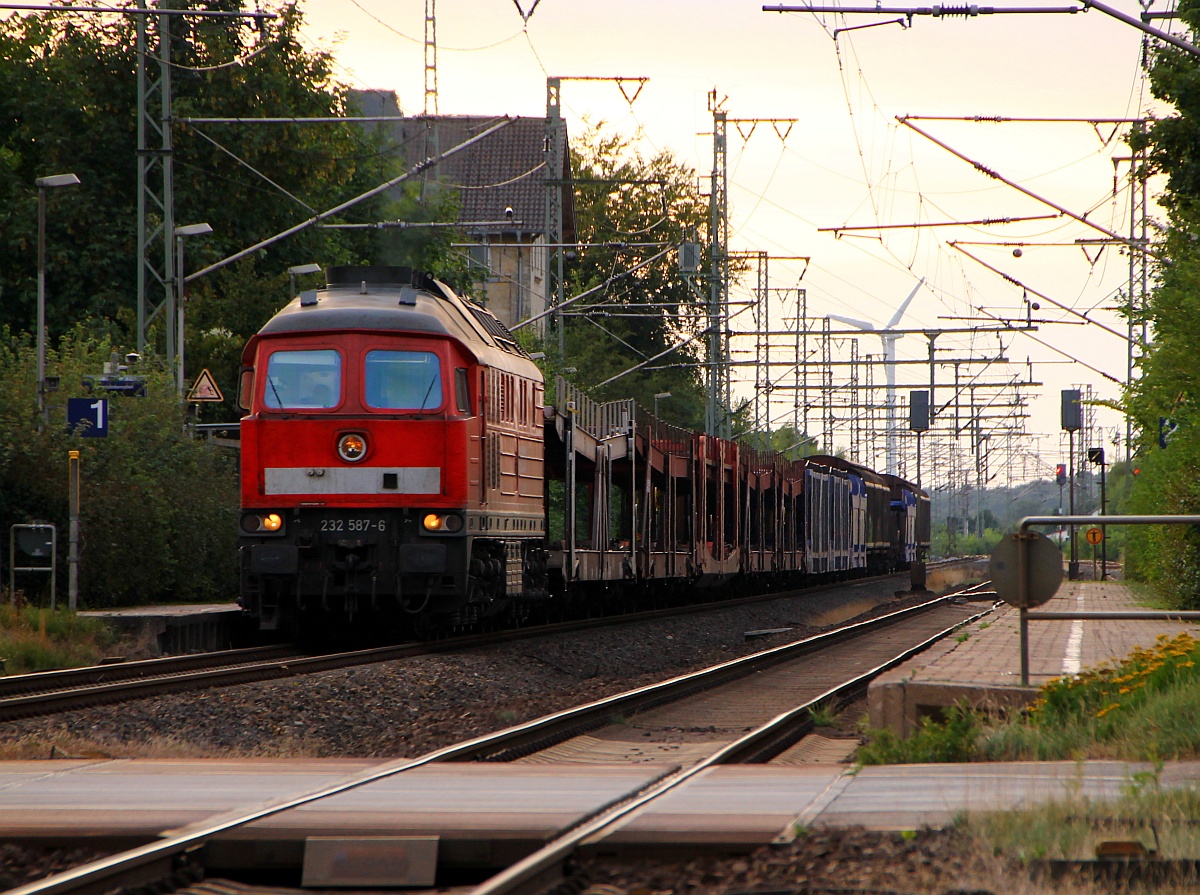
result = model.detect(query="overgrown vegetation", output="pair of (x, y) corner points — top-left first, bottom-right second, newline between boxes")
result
(0, 605), (119, 674)
(858, 633), (1200, 764)
(0, 3), (390, 608)
(1122, 0), (1200, 604)
(858, 703), (983, 765)
(0, 329), (239, 607)
(972, 774), (1200, 862)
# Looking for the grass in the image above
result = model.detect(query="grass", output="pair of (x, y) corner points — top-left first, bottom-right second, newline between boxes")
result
(0, 730), (329, 761)
(807, 698), (840, 728)
(859, 632), (1200, 764)
(0, 605), (121, 674)
(970, 779), (1200, 862)
(857, 702), (982, 764)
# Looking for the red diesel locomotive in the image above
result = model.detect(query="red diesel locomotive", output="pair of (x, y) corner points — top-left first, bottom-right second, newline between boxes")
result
(237, 266), (929, 637)
(237, 266), (546, 633)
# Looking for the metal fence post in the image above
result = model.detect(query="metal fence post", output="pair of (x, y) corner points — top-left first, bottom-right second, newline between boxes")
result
(68, 450), (80, 611)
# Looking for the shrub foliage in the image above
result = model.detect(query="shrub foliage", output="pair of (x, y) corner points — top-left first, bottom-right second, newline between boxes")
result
(0, 329), (238, 607)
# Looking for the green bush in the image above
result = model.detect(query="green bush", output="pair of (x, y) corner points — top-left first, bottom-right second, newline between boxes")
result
(857, 703), (982, 764)
(862, 634), (1200, 764)
(0, 328), (239, 607)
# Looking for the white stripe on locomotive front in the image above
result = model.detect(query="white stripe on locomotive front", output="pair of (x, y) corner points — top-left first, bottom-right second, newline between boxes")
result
(264, 467), (441, 495)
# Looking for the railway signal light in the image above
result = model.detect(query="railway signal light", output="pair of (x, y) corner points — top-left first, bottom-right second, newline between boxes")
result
(1055, 464), (1066, 486)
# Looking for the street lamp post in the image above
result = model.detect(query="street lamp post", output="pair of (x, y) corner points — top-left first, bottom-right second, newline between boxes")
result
(174, 223), (213, 397)
(35, 173), (80, 424)
(654, 391), (671, 418)
(288, 263), (322, 300)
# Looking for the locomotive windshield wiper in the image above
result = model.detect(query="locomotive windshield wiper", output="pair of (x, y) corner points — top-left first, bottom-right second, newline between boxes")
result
(266, 374), (288, 419)
(417, 374), (438, 412)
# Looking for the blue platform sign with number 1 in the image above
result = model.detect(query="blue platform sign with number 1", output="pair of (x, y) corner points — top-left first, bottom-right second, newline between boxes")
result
(67, 397), (108, 438)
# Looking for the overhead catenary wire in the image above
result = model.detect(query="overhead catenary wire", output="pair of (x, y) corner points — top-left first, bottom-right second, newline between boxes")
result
(185, 117), (514, 283)
(950, 243), (1139, 343)
(510, 246), (675, 331)
(763, 1), (1200, 57)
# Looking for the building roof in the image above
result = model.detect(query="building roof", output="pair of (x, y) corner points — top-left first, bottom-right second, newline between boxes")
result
(350, 91), (574, 241)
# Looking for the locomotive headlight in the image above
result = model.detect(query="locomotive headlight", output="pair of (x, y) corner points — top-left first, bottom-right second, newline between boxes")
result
(241, 512), (285, 535)
(337, 433), (367, 462)
(422, 513), (464, 533)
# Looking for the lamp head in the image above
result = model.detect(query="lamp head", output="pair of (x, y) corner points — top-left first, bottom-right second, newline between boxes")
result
(174, 222), (213, 237)
(36, 173), (80, 189)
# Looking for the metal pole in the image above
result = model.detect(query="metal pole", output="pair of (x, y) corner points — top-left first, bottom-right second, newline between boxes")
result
(176, 234), (185, 398)
(161, 10), (175, 372)
(36, 184), (46, 426)
(1068, 429), (1077, 580)
(916, 431), (922, 490)
(1100, 459), (1107, 580)
(68, 450), (80, 611)
(1017, 529), (1031, 685)
(565, 393), (576, 587)
(1019, 606), (1029, 686)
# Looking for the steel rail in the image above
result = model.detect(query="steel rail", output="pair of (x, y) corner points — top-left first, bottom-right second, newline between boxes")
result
(3, 586), (990, 895)
(445, 592), (978, 763)
(0, 561), (982, 721)
(0, 645), (299, 697)
(467, 597), (998, 895)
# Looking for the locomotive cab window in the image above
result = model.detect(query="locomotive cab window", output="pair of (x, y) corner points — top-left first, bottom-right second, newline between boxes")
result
(263, 349), (341, 410)
(365, 350), (444, 411)
(454, 367), (472, 414)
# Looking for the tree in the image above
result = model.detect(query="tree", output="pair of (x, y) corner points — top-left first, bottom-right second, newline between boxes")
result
(0, 1), (387, 419)
(548, 125), (712, 429)
(1120, 3), (1200, 604)
(0, 1), (408, 606)
(0, 328), (239, 606)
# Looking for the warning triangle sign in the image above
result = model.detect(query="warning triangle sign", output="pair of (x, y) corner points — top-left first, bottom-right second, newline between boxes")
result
(187, 368), (225, 403)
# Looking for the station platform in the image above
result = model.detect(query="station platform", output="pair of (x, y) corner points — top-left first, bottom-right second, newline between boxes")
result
(78, 604), (241, 656)
(869, 578), (1200, 737)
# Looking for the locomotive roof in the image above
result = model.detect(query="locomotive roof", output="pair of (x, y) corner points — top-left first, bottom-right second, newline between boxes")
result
(248, 266), (540, 377)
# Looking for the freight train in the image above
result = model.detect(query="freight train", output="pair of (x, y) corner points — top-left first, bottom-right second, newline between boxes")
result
(236, 266), (930, 637)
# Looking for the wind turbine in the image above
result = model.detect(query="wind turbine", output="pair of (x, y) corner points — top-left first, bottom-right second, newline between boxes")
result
(828, 278), (925, 475)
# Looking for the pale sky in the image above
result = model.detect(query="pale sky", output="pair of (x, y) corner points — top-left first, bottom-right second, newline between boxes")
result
(149, 2), (1193, 480)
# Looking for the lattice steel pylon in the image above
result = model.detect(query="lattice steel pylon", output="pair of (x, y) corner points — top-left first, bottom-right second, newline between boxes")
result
(707, 93), (729, 437)
(136, 11), (175, 360)
(424, 0), (438, 115)
(545, 77), (565, 356)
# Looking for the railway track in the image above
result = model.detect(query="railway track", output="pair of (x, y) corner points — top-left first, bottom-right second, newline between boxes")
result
(3, 583), (995, 895)
(0, 562), (982, 722)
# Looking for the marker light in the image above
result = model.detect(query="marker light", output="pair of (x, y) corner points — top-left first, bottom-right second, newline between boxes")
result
(422, 513), (464, 533)
(337, 433), (367, 462)
(241, 512), (285, 534)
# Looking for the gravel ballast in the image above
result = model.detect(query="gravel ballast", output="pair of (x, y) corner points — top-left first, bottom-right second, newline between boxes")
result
(0, 578), (971, 760)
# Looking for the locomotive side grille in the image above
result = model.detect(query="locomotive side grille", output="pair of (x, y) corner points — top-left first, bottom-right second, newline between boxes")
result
(484, 436), (501, 490)
(466, 303), (522, 353)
